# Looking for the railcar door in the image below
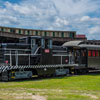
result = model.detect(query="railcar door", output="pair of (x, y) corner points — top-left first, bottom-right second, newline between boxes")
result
(74, 49), (80, 64)
(74, 49), (87, 65)
(80, 49), (87, 65)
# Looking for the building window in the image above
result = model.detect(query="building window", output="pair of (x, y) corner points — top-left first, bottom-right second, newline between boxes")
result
(70, 33), (74, 38)
(10, 29), (13, 32)
(7, 28), (10, 32)
(32, 31), (35, 35)
(25, 30), (28, 35)
(41, 31), (44, 36)
(72, 33), (75, 38)
(49, 32), (52, 37)
(38, 31), (41, 36)
(10, 28), (15, 33)
(1, 28), (4, 32)
(55, 32), (57, 37)
(19, 30), (21, 34)
(55, 32), (59, 37)
(53, 32), (55, 37)
(61, 32), (64, 37)
(47, 32), (50, 36)
(36, 31), (38, 35)
(44, 31), (47, 36)
(66, 32), (69, 37)
(30, 30), (33, 35)
(16, 29), (19, 34)
(58, 32), (61, 37)
(27, 30), (30, 35)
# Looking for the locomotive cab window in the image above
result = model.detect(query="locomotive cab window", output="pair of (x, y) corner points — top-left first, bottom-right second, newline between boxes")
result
(45, 39), (49, 48)
(31, 39), (36, 48)
(45, 38), (52, 49)
(41, 38), (52, 49)
(19, 38), (27, 44)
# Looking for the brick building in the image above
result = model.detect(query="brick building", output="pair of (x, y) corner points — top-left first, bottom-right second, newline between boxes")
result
(0, 26), (87, 45)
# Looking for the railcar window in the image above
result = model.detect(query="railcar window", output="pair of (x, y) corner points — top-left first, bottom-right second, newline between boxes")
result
(88, 50), (92, 57)
(96, 50), (99, 57)
(99, 51), (100, 57)
(92, 50), (96, 57)
(82, 50), (86, 57)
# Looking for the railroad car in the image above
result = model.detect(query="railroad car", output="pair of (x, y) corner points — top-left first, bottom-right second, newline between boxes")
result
(0, 36), (100, 81)
(63, 41), (100, 74)
(0, 36), (72, 81)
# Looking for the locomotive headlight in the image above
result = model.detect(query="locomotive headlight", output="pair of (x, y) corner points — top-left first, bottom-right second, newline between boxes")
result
(44, 49), (50, 53)
(65, 59), (68, 63)
(5, 60), (8, 64)
(44, 68), (47, 71)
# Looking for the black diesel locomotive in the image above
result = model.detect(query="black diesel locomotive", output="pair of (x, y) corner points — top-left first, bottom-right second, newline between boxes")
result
(0, 36), (100, 81)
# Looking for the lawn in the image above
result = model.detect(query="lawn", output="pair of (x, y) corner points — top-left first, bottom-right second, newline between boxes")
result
(0, 74), (100, 100)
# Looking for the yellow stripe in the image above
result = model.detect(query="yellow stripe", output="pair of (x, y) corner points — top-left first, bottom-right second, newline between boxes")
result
(11, 76), (15, 79)
(11, 71), (15, 73)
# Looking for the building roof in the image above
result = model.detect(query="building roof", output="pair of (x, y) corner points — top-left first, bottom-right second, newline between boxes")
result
(0, 26), (76, 33)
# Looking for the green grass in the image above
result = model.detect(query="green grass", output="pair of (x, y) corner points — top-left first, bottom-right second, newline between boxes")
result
(0, 74), (100, 100)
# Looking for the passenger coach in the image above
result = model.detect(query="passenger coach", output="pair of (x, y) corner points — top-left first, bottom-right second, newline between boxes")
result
(63, 41), (100, 72)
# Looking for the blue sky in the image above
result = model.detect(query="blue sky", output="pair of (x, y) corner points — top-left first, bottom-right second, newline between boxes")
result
(0, 0), (100, 39)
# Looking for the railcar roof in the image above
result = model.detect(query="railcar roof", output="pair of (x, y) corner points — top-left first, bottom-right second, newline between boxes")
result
(63, 40), (100, 49)
(79, 44), (100, 49)
(63, 41), (82, 47)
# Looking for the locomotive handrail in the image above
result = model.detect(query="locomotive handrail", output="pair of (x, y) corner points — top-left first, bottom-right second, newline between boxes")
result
(53, 45), (65, 48)
(0, 48), (31, 51)
(53, 50), (67, 52)
(0, 64), (79, 73)
(4, 54), (41, 56)
(53, 54), (69, 56)
(32, 46), (41, 55)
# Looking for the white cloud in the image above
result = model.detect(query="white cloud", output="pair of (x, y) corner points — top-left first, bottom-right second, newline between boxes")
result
(80, 16), (91, 22)
(54, 17), (69, 27)
(80, 16), (100, 22)
(0, 0), (100, 39)
(89, 26), (100, 34)
(52, 0), (100, 16)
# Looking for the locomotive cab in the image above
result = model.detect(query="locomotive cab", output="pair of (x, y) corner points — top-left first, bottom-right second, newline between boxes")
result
(19, 36), (53, 65)
(30, 36), (53, 65)
(19, 36), (52, 55)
